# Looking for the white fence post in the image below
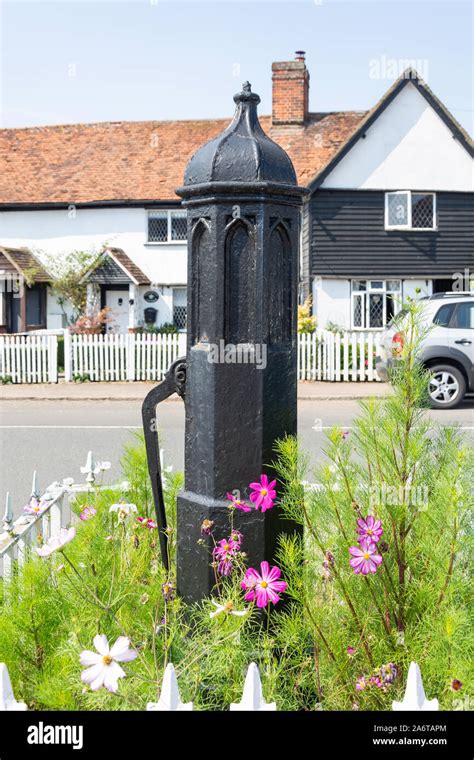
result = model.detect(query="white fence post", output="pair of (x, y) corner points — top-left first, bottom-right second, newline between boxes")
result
(392, 661), (439, 711)
(126, 333), (136, 381)
(147, 664), (193, 711)
(230, 663), (276, 711)
(0, 664), (27, 711)
(63, 330), (72, 382)
(48, 335), (58, 383)
(178, 332), (186, 357)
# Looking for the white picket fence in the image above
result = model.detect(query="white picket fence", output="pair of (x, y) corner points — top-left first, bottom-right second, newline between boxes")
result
(0, 451), (128, 581)
(64, 332), (187, 383)
(0, 656), (439, 712)
(0, 331), (383, 384)
(0, 334), (58, 383)
(298, 330), (383, 382)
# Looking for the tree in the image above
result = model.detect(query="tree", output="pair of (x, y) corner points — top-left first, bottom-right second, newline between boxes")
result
(45, 250), (101, 323)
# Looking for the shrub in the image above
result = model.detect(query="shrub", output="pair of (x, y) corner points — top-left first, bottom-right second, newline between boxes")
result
(136, 322), (179, 335)
(69, 307), (111, 335)
(298, 297), (317, 334)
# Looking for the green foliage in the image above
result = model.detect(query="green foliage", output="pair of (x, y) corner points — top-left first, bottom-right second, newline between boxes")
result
(45, 250), (100, 323)
(325, 321), (345, 335)
(0, 302), (471, 710)
(136, 322), (179, 335)
(274, 301), (473, 709)
(72, 374), (91, 383)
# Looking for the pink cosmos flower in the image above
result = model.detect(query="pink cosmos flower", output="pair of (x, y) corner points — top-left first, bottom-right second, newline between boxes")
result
(213, 537), (240, 576)
(217, 559), (233, 576)
(214, 537), (240, 556)
(355, 676), (367, 691)
(249, 475), (277, 512)
(226, 492), (251, 512)
(357, 515), (383, 543)
(80, 634), (137, 693)
(23, 498), (48, 517)
(349, 539), (383, 575)
(241, 561), (287, 607)
(347, 646), (356, 657)
(137, 516), (157, 529)
(80, 506), (97, 521)
(35, 527), (76, 557)
(369, 676), (383, 688)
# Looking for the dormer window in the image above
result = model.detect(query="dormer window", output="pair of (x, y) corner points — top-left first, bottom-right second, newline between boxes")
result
(148, 210), (187, 243)
(385, 191), (436, 231)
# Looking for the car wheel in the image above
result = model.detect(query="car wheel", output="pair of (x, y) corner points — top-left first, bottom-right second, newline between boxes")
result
(427, 365), (466, 409)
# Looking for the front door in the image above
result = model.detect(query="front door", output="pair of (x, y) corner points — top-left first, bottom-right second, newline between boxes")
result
(10, 293), (21, 333)
(105, 289), (129, 334)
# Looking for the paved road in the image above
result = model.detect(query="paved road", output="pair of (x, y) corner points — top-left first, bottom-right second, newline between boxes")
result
(1, 398), (473, 516)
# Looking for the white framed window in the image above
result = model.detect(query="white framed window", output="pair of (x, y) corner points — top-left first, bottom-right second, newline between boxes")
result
(385, 191), (436, 231)
(148, 210), (187, 243)
(351, 280), (402, 329)
(172, 287), (187, 330)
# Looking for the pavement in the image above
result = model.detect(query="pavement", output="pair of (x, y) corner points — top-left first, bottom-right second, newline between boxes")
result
(0, 380), (392, 401)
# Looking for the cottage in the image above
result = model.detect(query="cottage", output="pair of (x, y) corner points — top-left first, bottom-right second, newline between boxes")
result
(0, 54), (471, 333)
(303, 69), (473, 330)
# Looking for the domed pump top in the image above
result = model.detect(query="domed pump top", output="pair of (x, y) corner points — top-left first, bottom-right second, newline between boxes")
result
(182, 81), (298, 188)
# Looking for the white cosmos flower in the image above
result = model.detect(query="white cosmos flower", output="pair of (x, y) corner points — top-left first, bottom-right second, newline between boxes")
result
(35, 527), (76, 557)
(80, 634), (137, 693)
(209, 599), (247, 619)
(109, 503), (138, 521)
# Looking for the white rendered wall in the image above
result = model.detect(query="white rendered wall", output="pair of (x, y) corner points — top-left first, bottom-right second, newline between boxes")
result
(136, 285), (174, 326)
(0, 207), (187, 285)
(312, 278), (351, 330)
(47, 289), (73, 328)
(402, 279), (433, 301)
(321, 83), (473, 191)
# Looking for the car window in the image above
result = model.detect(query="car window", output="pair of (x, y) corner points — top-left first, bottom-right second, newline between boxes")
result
(453, 302), (474, 329)
(432, 304), (455, 327)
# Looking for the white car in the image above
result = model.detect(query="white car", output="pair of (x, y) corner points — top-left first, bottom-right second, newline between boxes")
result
(376, 293), (474, 409)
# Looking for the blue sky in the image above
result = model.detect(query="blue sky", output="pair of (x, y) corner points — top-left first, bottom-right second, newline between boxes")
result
(0, 0), (472, 134)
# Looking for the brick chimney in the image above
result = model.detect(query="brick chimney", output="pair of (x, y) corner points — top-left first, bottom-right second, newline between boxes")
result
(272, 51), (310, 126)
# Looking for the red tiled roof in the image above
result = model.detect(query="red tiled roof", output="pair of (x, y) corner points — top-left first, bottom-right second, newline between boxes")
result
(0, 246), (50, 281)
(0, 112), (365, 205)
(104, 247), (150, 285)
